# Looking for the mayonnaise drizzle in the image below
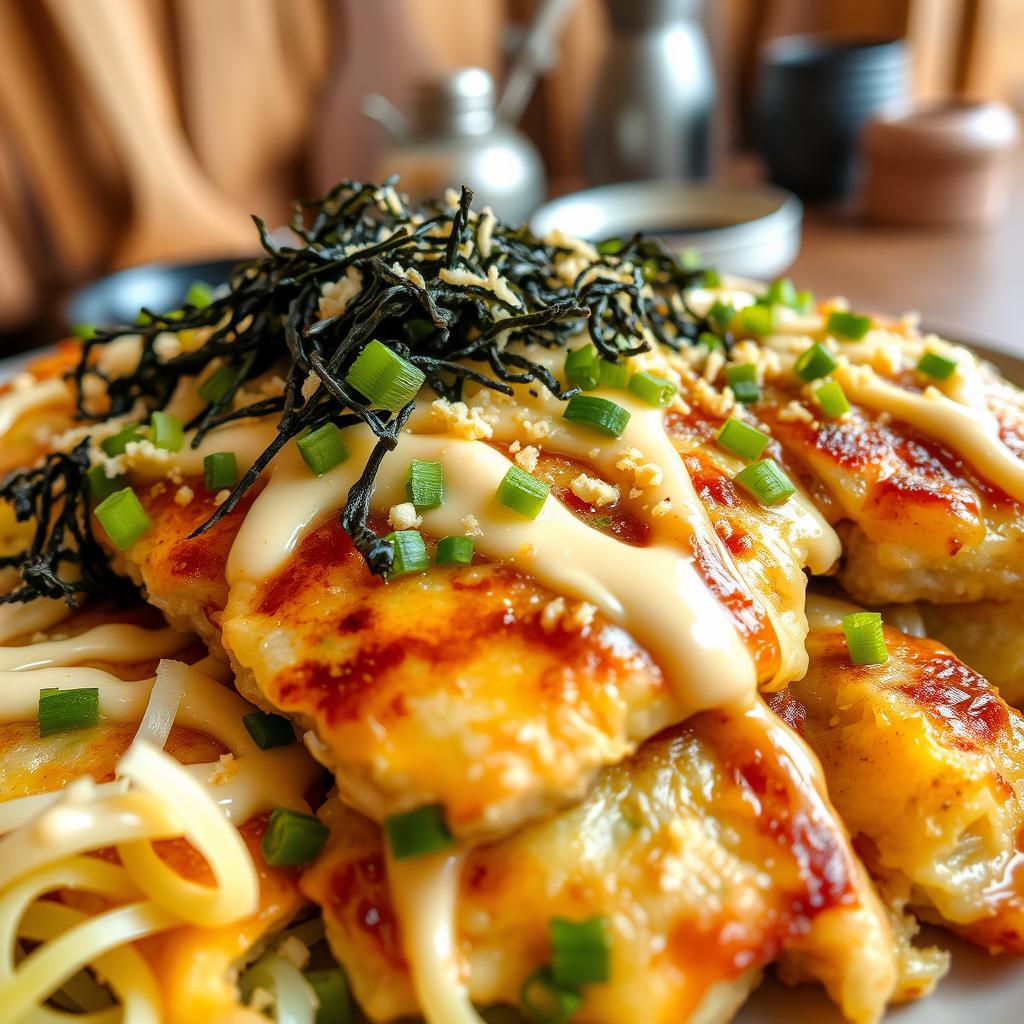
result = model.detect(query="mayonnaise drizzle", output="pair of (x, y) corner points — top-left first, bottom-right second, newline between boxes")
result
(0, 377), (70, 438)
(834, 362), (1024, 503)
(230, 428), (756, 717)
(0, 622), (188, 672)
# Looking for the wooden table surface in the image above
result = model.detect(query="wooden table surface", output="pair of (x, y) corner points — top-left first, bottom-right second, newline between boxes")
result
(788, 148), (1024, 357)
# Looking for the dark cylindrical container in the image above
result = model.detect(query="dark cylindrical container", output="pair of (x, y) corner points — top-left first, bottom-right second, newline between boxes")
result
(753, 35), (909, 201)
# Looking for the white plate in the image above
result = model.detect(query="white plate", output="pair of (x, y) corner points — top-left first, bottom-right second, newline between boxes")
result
(4, 346), (1024, 1023)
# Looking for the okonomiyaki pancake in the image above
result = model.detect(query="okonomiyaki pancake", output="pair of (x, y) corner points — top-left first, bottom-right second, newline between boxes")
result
(0, 602), (325, 1022)
(918, 599), (1024, 706)
(770, 600), (1024, 953)
(302, 702), (907, 1024)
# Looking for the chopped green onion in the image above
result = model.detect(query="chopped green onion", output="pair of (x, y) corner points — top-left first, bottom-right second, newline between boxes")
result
(550, 916), (611, 988)
(597, 359), (630, 389)
(708, 300), (735, 331)
(306, 968), (351, 1024)
(135, 309), (153, 326)
(435, 536), (474, 565)
(345, 339), (425, 412)
(261, 807), (329, 867)
(917, 351), (958, 380)
(242, 711), (295, 750)
(698, 331), (722, 351)
(562, 395), (631, 437)
(737, 304), (776, 336)
(794, 342), (838, 382)
(198, 364), (236, 405)
(725, 364), (761, 404)
(149, 411), (183, 452)
(94, 487), (151, 549)
(564, 344), (599, 391)
(71, 323), (96, 341)
(734, 459), (796, 506)
(204, 451), (237, 491)
(597, 238), (623, 255)
(795, 288), (816, 314)
(815, 380), (850, 419)
(384, 804), (453, 859)
(701, 268), (722, 288)
(405, 459), (445, 508)
(640, 259), (659, 283)
(38, 687), (100, 737)
(100, 426), (143, 457)
(628, 372), (677, 408)
(520, 967), (582, 1024)
(86, 465), (124, 503)
(384, 530), (430, 577)
(679, 248), (700, 269)
(185, 280), (214, 308)
(826, 310), (872, 340)
(766, 278), (797, 308)
(496, 465), (550, 519)
(716, 417), (770, 461)
(842, 611), (889, 666)
(297, 423), (350, 477)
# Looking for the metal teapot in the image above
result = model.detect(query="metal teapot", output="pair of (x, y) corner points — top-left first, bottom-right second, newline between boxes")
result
(364, 68), (546, 224)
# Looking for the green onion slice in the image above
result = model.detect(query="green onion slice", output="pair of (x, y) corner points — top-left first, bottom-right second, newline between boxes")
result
(564, 344), (600, 391)
(640, 259), (659, 283)
(734, 459), (796, 506)
(766, 277), (797, 308)
(707, 300), (735, 331)
(826, 310), (872, 340)
(149, 411), (184, 452)
(100, 426), (143, 457)
(38, 687), (100, 737)
(384, 530), (430, 577)
(794, 342), (838, 382)
(86, 465), (125, 503)
(597, 359), (630, 390)
(562, 395), (631, 437)
(406, 459), (445, 508)
(795, 288), (816, 314)
(297, 423), (350, 477)
(520, 967), (582, 1024)
(496, 465), (550, 519)
(198, 364), (236, 405)
(815, 380), (850, 419)
(435, 536), (474, 565)
(345, 339), (425, 412)
(185, 280), (214, 309)
(550, 916), (611, 988)
(94, 487), (151, 550)
(242, 711), (295, 750)
(262, 808), (328, 867)
(698, 331), (722, 351)
(71, 323), (96, 341)
(701, 268), (722, 289)
(628, 371), (676, 408)
(384, 804), (453, 860)
(716, 417), (770, 461)
(725, 364), (761, 404)
(306, 968), (351, 1024)
(204, 451), (238, 491)
(737, 304), (776, 336)
(917, 351), (958, 380)
(596, 238), (623, 255)
(842, 611), (889, 666)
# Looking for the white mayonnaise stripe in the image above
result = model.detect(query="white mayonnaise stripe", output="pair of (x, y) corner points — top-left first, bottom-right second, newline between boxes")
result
(0, 592), (71, 645)
(230, 429), (756, 716)
(0, 622), (189, 671)
(388, 848), (487, 1024)
(836, 364), (1024, 503)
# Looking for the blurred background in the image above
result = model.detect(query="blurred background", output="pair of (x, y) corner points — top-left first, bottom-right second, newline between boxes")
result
(0, 0), (1022, 356)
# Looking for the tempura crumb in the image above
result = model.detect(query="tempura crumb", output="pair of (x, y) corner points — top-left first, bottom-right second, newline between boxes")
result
(514, 445), (540, 473)
(570, 473), (619, 507)
(388, 502), (422, 530)
(174, 485), (194, 507)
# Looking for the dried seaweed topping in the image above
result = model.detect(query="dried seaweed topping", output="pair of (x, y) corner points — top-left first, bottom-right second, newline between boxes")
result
(2, 179), (723, 601)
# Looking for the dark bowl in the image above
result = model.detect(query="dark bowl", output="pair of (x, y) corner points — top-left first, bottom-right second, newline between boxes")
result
(64, 258), (246, 328)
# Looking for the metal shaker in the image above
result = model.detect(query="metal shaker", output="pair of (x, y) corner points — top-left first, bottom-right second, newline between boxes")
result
(366, 68), (546, 224)
(586, 0), (715, 184)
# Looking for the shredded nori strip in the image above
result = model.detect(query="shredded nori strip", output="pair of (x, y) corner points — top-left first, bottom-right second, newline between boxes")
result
(1, 179), (720, 603)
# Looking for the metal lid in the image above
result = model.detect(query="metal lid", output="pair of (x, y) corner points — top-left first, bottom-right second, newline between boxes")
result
(413, 67), (496, 137)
